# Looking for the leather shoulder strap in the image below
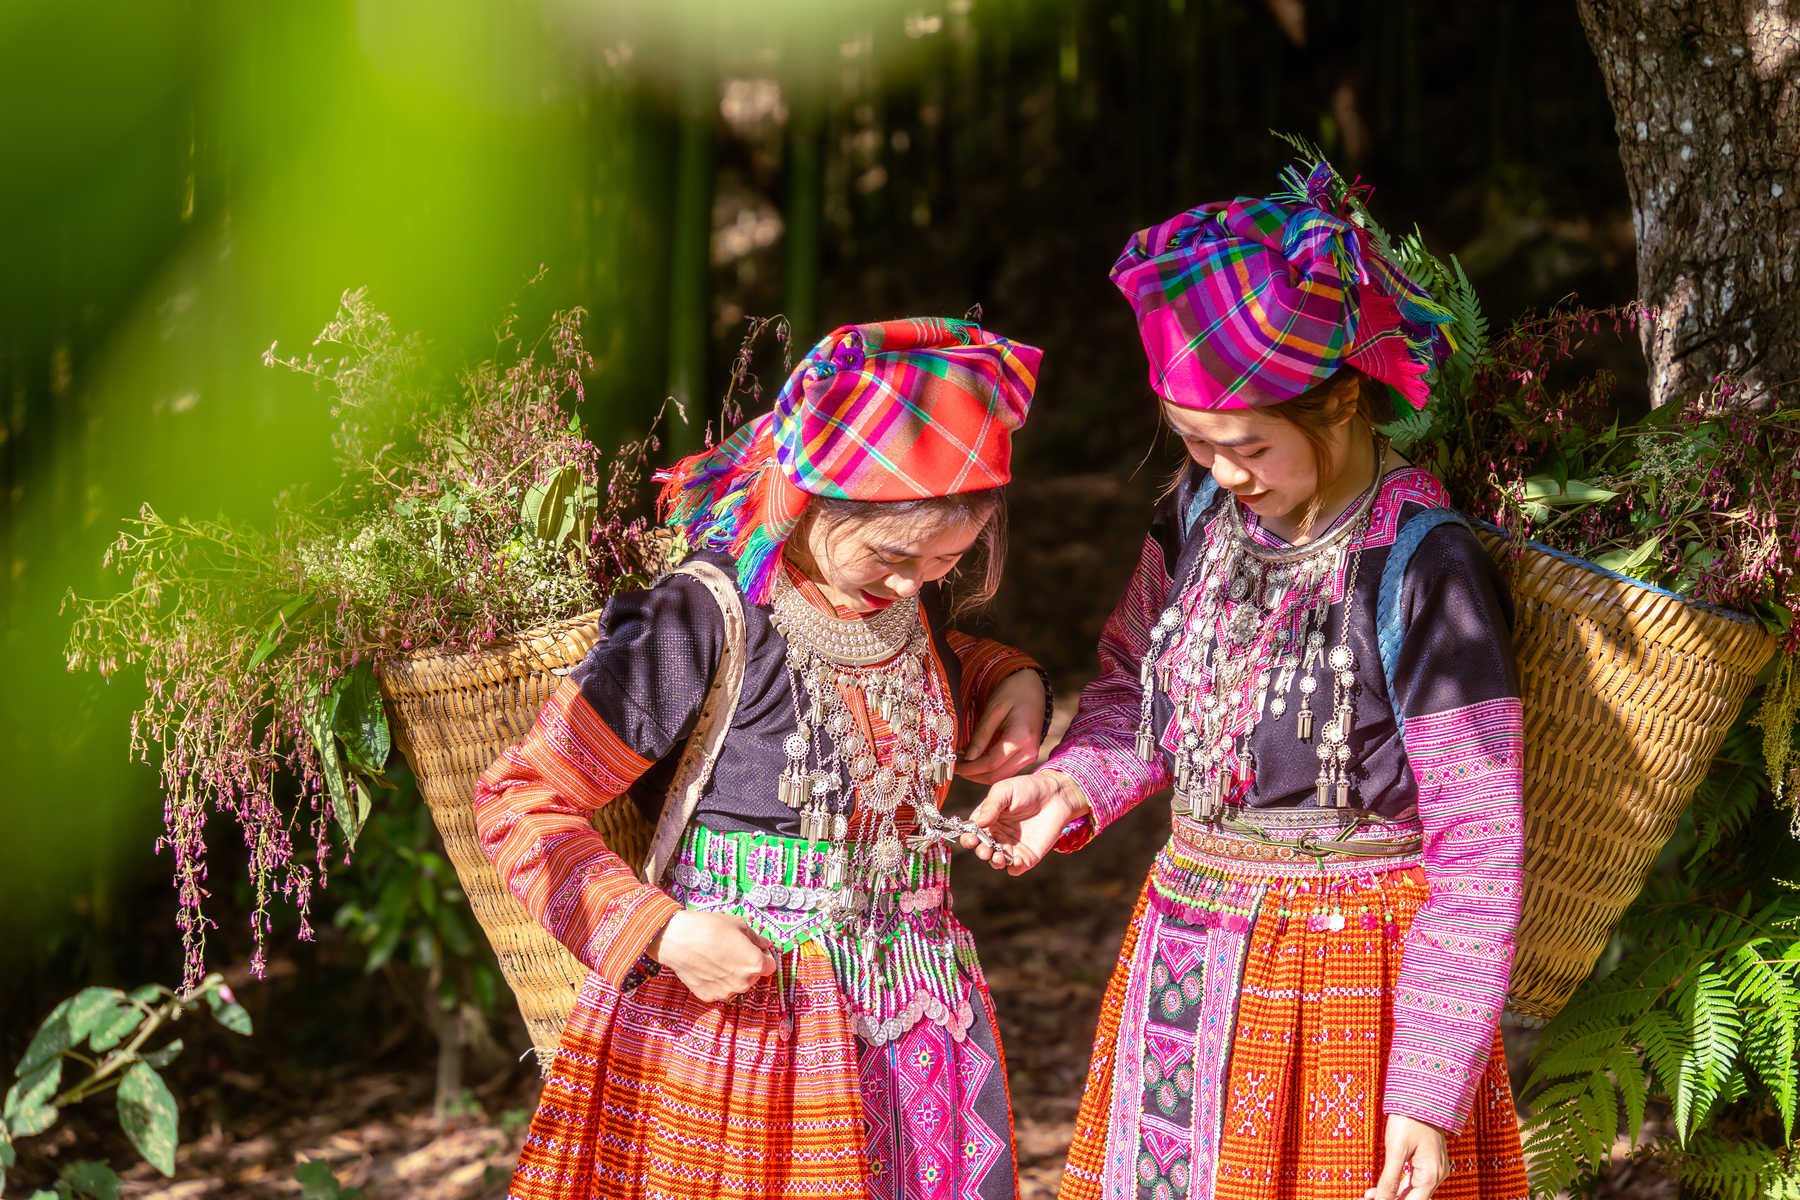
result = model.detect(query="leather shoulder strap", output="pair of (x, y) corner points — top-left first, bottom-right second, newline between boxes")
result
(639, 560), (747, 886)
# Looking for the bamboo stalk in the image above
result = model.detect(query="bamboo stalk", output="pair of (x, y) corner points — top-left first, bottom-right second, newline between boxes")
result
(665, 54), (716, 457)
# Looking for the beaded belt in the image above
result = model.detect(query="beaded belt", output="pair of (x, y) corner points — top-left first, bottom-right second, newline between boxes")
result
(663, 823), (979, 1045)
(1167, 807), (1423, 877)
(667, 823), (948, 921)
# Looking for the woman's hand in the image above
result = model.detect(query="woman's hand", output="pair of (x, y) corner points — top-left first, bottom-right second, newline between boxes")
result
(1364, 1114), (1450, 1200)
(960, 768), (1090, 874)
(958, 670), (1048, 784)
(647, 910), (778, 1003)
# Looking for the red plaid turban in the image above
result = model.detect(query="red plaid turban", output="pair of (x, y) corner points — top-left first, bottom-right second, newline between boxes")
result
(1111, 162), (1453, 411)
(658, 317), (1042, 602)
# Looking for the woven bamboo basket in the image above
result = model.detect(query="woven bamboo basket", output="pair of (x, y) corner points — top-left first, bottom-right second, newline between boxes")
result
(379, 610), (645, 1064)
(1475, 530), (1778, 1023)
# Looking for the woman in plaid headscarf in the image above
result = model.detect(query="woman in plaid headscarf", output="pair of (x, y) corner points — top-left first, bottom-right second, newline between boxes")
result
(971, 164), (1531, 1200)
(474, 317), (1051, 1200)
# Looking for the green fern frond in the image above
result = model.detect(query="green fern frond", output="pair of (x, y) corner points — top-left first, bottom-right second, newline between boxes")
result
(1523, 1103), (1594, 1198)
(1636, 1007), (1693, 1097)
(1525, 1024), (1630, 1093)
(1675, 1131), (1798, 1200)
(1608, 1042), (1651, 1145)
(1575, 1076), (1622, 1165)
(1375, 404), (1436, 453)
(1552, 982), (1664, 1032)
(1270, 130), (1328, 170)
(1744, 990), (1800, 1138)
(1674, 970), (1747, 1141)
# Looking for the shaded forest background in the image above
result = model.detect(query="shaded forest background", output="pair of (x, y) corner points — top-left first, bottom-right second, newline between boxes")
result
(0, 0), (1646, 1191)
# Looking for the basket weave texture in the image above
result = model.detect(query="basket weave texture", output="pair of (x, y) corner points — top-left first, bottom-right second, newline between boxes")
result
(379, 610), (648, 1063)
(1476, 530), (1777, 1022)
(381, 535), (1778, 1056)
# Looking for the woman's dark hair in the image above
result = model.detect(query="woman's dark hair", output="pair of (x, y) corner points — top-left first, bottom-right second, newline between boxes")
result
(805, 488), (1008, 616)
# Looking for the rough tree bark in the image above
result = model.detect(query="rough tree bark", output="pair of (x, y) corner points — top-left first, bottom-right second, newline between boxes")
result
(1576, 0), (1799, 407)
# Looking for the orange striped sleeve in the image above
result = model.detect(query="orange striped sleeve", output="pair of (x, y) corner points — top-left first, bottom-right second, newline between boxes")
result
(945, 631), (1049, 741)
(472, 676), (680, 985)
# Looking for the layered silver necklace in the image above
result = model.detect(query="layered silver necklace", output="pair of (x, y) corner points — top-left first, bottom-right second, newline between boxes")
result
(767, 570), (985, 930)
(1134, 437), (1386, 819)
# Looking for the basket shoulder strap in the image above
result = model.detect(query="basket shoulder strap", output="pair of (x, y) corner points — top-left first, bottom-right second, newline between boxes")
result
(639, 560), (748, 886)
(1375, 507), (1467, 744)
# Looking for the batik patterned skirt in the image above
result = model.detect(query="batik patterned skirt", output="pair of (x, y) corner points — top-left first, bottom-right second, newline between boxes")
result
(508, 825), (1016, 1200)
(1058, 812), (1527, 1200)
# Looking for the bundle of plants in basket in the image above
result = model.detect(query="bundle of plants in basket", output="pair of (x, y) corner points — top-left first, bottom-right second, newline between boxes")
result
(1286, 141), (1800, 1198)
(64, 287), (671, 989)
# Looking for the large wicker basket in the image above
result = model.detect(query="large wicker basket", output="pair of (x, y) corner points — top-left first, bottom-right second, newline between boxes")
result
(379, 611), (640, 1064)
(1475, 530), (1778, 1023)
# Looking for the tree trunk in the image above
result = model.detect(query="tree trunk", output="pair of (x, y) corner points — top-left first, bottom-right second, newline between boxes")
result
(1576, 0), (1799, 407)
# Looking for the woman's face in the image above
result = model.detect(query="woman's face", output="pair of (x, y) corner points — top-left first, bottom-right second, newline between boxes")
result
(792, 505), (985, 614)
(1161, 402), (1352, 532)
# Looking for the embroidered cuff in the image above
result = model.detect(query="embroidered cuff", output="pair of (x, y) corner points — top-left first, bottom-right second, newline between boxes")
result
(587, 885), (683, 986)
(1041, 738), (1165, 843)
(1382, 1039), (1489, 1133)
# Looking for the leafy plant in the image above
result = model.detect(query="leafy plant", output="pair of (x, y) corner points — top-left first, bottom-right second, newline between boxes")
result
(2, 975), (252, 1196)
(1520, 721), (1800, 1198)
(295, 1157), (364, 1199)
(63, 288), (667, 988)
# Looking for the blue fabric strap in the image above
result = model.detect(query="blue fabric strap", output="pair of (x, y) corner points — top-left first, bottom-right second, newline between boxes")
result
(1183, 475), (1221, 534)
(1376, 508), (1467, 742)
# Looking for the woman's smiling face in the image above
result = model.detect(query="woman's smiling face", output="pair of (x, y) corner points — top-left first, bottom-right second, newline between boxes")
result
(1161, 402), (1340, 532)
(790, 503), (986, 614)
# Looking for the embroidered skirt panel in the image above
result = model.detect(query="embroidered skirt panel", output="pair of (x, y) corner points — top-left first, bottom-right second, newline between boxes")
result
(1057, 836), (1526, 1200)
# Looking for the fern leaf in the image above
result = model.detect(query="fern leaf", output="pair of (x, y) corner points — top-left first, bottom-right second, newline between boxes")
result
(1744, 988), (1800, 1139)
(1689, 750), (1766, 866)
(1606, 1042), (1651, 1146)
(1375, 404), (1436, 454)
(1525, 1023), (1630, 1094)
(1636, 1007), (1693, 1099)
(1575, 1077), (1620, 1166)
(1523, 1106), (1589, 1199)
(1675, 1131), (1795, 1200)
(1526, 1076), (1608, 1112)
(1675, 970), (1747, 1141)
(1553, 981), (1662, 1032)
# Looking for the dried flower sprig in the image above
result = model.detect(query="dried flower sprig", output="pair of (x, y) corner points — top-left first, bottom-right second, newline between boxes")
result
(66, 288), (662, 985)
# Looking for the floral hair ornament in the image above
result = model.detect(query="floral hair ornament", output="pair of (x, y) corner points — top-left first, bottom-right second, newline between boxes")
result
(1110, 159), (1455, 412)
(657, 317), (1042, 602)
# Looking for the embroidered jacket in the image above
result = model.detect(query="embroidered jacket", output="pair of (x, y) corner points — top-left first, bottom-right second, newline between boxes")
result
(1045, 466), (1525, 1132)
(473, 550), (1044, 988)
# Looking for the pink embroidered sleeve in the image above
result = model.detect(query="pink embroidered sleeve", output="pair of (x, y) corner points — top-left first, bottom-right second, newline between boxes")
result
(1043, 534), (1174, 850)
(1370, 520), (1527, 1130)
(1382, 697), (1524, 1130)
(473, 678), (682, 986)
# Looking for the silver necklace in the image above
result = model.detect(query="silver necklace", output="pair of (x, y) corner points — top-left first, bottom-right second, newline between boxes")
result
(1135, 436), (1386, 817)
(767, 570), (987, 935)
